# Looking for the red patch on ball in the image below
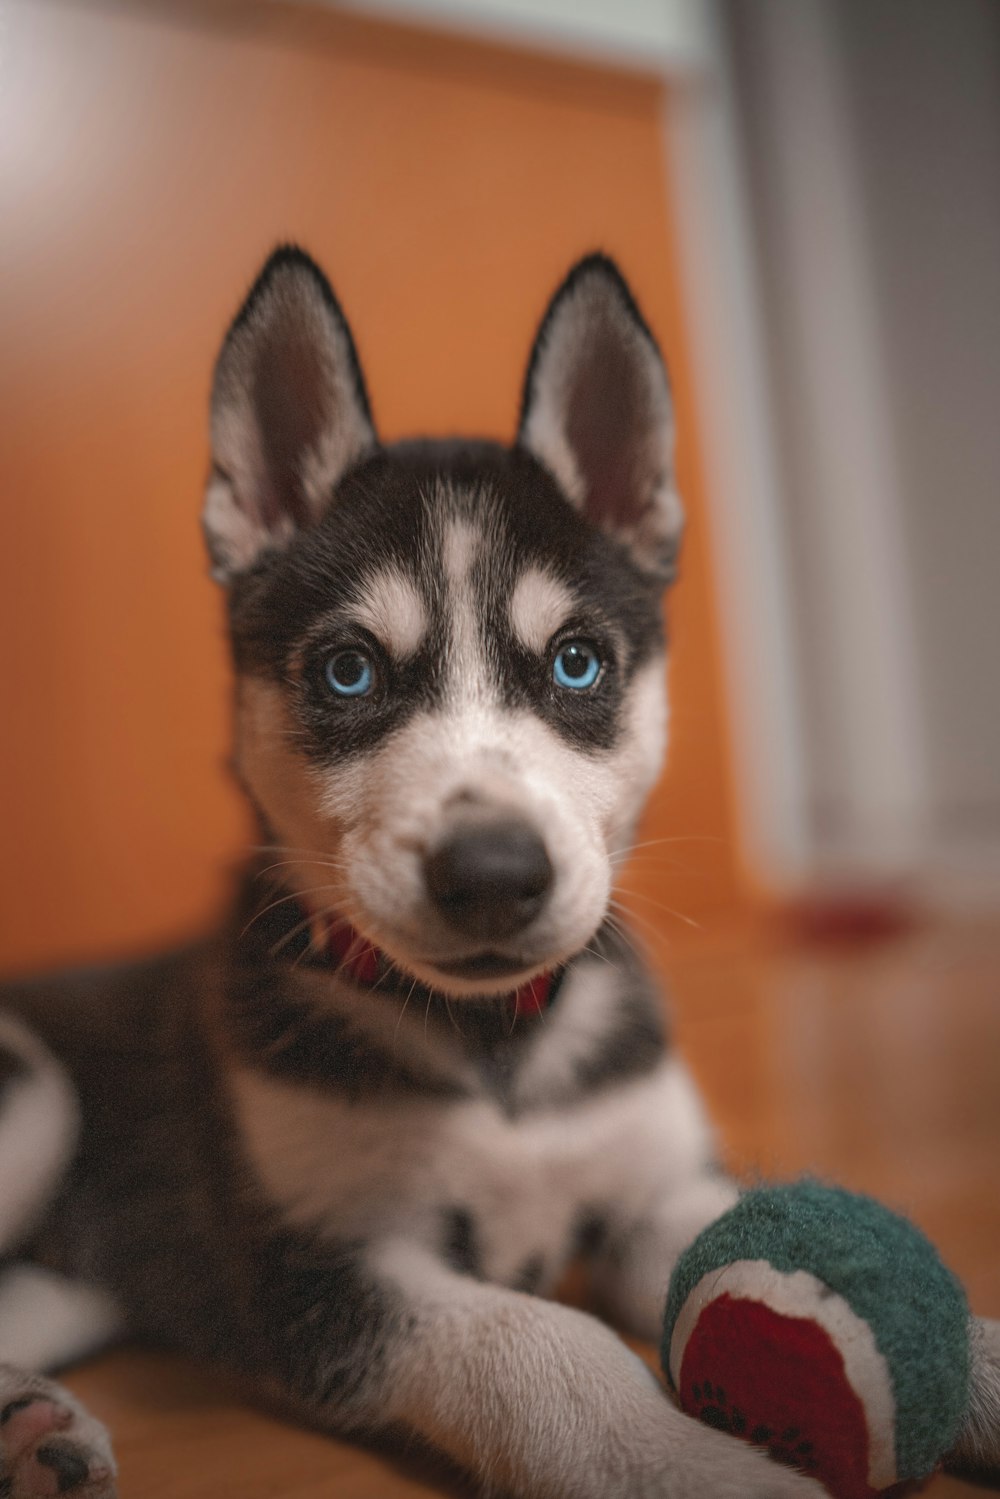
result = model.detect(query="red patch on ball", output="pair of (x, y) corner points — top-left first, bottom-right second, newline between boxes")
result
(677, 1295), (879, 1499)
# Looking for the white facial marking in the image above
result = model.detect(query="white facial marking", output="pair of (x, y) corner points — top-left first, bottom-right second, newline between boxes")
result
(351, 566), (428, 659)
(441, 515), (490, 702)
(442, 515), (479, 585)
(509, 567), (574, 654)
(235, 678), (354, 920)
(608, 655), (669, 856)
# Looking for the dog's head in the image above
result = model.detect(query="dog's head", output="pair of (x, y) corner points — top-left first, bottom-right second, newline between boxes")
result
(204, 248), (683, 997)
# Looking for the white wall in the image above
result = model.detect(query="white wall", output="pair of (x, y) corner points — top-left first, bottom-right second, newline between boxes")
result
(838, 0), (1000, 889)
(283, 0), (713, 73)
(726, 0), (1000, 896)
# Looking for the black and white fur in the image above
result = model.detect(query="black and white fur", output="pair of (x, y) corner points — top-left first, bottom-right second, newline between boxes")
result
(0, 250), (996, 1498)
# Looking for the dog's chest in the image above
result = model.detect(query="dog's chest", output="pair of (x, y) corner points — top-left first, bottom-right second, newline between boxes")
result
(230, 1065), (679, 1290)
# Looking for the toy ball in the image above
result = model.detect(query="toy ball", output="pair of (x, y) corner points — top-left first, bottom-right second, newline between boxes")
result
(662, 1182), (970, 1499)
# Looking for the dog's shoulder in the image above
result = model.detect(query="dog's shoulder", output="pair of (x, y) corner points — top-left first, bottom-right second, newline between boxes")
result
(0, 943), (216, 1070)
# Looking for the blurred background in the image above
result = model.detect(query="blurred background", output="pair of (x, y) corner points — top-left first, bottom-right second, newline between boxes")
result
(2, 3), (999, 1489)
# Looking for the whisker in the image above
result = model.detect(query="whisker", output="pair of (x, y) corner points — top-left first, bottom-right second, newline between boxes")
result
(251, 841), (346, 859)
(249, 841), (350, 873)
(269, 912), (317, 960)
(612, 834), (724, 858)
(253, 856), (348, 880)
(443, 995), (465, 1038)
(507, 994), (520, 1038)
(392, 977), (420, 1050)
(602, 909), (649, 965)
(613, 889), (702, 930)
(606, 900), (697, 967)
(240, 883), (346, 940)
(291, 904), (343, 972)
(581, 942), (616, 969)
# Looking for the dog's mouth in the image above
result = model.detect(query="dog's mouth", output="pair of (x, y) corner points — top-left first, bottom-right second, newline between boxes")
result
(284, 899), (555, 997)
(339, 929), (555, 1007)
(432, 952), (530, 980)
(246, 873), (574, 1001)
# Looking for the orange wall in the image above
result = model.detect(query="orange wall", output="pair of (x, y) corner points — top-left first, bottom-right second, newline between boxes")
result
(0, 0), (742, 973)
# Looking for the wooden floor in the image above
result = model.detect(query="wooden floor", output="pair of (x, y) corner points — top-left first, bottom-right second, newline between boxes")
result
(64, 917), (1000, 1496)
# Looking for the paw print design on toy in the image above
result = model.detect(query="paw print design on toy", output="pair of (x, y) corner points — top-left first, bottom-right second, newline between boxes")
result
(690, 1379), (821, 1476)
(690, 1380), (746, 1436)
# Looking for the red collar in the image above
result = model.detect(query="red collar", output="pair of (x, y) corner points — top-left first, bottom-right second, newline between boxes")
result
(324, 915), (555, 1017)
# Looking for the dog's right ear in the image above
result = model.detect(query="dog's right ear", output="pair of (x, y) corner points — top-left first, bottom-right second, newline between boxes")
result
(203, 246), (376, 582)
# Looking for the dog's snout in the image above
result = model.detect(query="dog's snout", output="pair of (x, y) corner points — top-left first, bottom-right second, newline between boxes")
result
(425, 820), (553, 941)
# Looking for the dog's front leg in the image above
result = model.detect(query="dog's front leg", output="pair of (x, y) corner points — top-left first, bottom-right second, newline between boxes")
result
(573, 1055), (741, 1343)
(944, 1315), (1000, 1486)
(361, 1238), (824, 1499)
(591, 1178), (1000, 1488)
(589, 1167), (740, 1343)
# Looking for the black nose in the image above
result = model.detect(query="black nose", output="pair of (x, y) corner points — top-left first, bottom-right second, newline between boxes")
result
(425, 820), (554, 941)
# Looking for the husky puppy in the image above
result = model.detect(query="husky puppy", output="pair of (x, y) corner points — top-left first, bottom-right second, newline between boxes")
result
(0, 250), (996, 1498)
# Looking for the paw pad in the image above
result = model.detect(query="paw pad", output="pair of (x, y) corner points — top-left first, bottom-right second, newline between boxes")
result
(0, 1391), (115, 1497)
(38, 1440), (94, 1493)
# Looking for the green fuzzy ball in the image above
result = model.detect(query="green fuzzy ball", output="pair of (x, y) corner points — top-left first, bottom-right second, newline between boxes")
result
(663, 1182), (971, 1485)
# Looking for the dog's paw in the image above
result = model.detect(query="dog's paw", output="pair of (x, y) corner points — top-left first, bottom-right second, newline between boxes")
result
(944, 1316), (1000, 1487)
(668, 1405), (828, 1499)
(0, 1371), (115, 1498)
(706, 1446), (827, 1498)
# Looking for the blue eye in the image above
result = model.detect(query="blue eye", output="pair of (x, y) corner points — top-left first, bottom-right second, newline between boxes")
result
(325, 649), (374, 697)
(552, 640), (601, 690)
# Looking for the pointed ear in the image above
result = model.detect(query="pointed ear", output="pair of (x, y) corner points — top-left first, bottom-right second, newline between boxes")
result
(517, 255), (683, 582)
(203, 246), (377, 582)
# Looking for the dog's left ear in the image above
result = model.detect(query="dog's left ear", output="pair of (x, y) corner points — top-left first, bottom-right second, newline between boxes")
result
(518, 255), (683, 582)
(203, 245), (376, 582)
